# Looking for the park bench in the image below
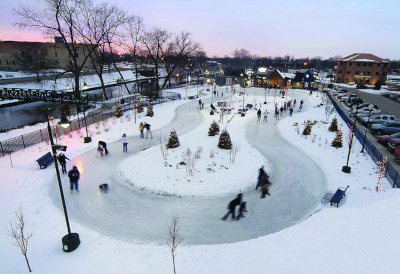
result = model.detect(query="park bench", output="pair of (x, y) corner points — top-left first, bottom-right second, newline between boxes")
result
(246, 103), (253, 109)
(220, 108), (231, 113)
(188, 96), (196, 100)
(330, 185), (350, 207)
(36, 152), (54, 169)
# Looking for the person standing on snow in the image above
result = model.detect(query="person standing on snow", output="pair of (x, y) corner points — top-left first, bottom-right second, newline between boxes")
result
(121, 134), (128, 152)
(139, 122), (145, 138)
(68, 166), (80, 192)
(256, 166), (266, 190)
(263, 109), (268, 122)
(57, 153), (70, 174)
(290, 107), (294, 116)
(236, 201), (248, 220)
(144, 122), (153, 139)
(260, 173), (272, 198)
(257, 108), (261, 123)
(222, 193), (242, 220)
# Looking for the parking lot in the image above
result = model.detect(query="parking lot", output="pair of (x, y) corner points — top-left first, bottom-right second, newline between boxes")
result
(329, 87), (400, 174)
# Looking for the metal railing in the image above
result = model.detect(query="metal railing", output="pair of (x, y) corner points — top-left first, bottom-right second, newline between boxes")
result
(326, 92), (399, 187)
(0, 92), (181, 157)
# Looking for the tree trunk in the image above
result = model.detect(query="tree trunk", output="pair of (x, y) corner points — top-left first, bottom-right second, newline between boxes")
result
(24, 254), (32, 272)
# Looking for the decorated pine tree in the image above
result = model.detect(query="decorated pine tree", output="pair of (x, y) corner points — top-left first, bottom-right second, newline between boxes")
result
(302, 122), (312, 135)
(136, 100), (144, 113)
(208, 120), (220, 136)
(146, 103), (154, 117)
(329, 117), (338, 132)
(331, 129), (343, 147)
(115, 104), (123, 118)
(218, 129), (232, 149)
(167, 129), (180, 148)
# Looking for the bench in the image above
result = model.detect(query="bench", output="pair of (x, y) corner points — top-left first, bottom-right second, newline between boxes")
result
(330, 185), (350, 207)
(217, 102), (227, 107)
(188, 96), (196, 100)
(246, 104), (253, 109)
(238, 108), (248, 113)
(36, 152), (54, 169)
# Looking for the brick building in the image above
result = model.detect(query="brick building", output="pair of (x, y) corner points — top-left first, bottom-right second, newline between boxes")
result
(335, 53), (389, 85)
(0, 39), (91, 71)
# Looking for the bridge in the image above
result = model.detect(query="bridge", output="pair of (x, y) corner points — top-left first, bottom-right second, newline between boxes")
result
(0, 88), (97, 105)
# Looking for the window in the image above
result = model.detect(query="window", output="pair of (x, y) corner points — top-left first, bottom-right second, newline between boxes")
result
(363, 63), (367, 66)
(377, 64), (382, 67)
(357, 63), (361, 66)
(390, 117), (395, 121)
(382, 72), (387, 76)
(356, 71), (360, 74)
(368, 63), (373, 67)
(367, 72), (371, 75)
(383, 64), (388, 67)
(376, 72), (380, 75)
(339, 62), (343, 65)
(347, 71), (351, 74)
(338, 70), (342, 74)
(348, 62), (352, 66)
(382, 117), (388, 120)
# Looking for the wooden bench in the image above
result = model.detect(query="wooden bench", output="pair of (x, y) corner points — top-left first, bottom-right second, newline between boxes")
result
(36, 152), (54, 169)
(246, 103), (253, 108)
(330, 186), (350, 207)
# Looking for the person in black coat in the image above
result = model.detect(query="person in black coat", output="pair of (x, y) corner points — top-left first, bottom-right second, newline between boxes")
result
(256, 166), (266, 189)
(58, 153), (70, 174)
(68, 166), (80, 192)
(221, 193), (242, 220)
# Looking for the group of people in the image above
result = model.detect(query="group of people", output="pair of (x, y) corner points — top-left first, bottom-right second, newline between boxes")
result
(138, 122), (153, 139)
(222, 166), (273, 221)
(57, 153), (80, 192)
(256, 108), (269, 123)
(273, 98), (304, 119)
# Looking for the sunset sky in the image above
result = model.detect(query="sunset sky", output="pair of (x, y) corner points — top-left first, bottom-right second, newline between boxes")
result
(1, 0), (399, 60)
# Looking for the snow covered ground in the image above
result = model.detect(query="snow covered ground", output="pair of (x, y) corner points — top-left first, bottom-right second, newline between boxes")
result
(1, 86), (400, 273)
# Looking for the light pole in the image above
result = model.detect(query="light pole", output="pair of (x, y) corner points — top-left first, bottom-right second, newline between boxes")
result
(241, 79), (246, 117)
(44, 108), (80, 252)
(80, 82), (91, 143)
(342, 94), (361, 173)
(263, 77), (267, 104)
(361, 104), (374, 153)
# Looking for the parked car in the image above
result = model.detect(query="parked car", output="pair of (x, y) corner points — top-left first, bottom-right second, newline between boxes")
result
(355, 109), (381, 118)
(357, 84), (367, 89)
(388, 138), (400, 153)
(394, 147), (400, 161)
(360, 113), (396, 126)
(370, 121), (400, 135)
(346, 97), (364, 107)
(377, 132), (400, 146)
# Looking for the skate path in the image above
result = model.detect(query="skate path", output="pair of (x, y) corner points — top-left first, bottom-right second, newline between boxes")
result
(49, 91), (327, 245)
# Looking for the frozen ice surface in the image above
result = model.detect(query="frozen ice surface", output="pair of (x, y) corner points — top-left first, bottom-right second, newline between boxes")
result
(49, 95), (327, 245)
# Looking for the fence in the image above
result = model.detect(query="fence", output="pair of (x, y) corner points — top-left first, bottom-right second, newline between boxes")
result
(326, 92), (399, 188)
(0, 92), (181, 157)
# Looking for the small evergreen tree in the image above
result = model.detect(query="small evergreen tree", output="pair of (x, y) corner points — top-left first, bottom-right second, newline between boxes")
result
(115, 104), (123, 118)
(136, 100), (144, 113)
(167, 129), (180, 148)
(331, 129), (343, 147)
(302, 122), (312, 135)
(329, 117), (339, 132)
(373, 80), (382, 90)
(208, 120), (220, 136)
(146, 103), (154, 117)
(218, 129), (232, 149)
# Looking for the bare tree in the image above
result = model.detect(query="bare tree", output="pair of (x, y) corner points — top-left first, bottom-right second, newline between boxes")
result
(122, 15), (145, 89)
(140, 27), (171, 91)
(6, 206), (32, 272)
(167, 215), (183, 274)
(160, 32), (201, 90)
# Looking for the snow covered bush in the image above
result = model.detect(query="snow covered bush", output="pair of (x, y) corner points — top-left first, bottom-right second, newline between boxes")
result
(167, 129), (180, 149)
(218, 129), (232, 149)
(208, 120), (220, 136)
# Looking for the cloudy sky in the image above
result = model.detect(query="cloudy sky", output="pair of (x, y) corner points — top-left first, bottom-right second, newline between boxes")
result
(1, 0), (399, 60)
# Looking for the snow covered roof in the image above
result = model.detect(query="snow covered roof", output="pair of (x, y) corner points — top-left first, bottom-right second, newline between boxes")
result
(339, 53), (390, 63)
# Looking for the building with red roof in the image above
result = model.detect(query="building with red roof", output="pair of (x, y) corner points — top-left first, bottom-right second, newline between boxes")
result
(335, 53), (389, 85)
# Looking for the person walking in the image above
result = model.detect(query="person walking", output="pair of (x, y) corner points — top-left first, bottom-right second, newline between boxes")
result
(144, 122), (153, 139)
(256, 166), (266, 190)
(290, 107), (294, 116)
(263, 109), (268, 122)
(139, 122), (145, 138)
(199, 99), (202, 109)
(260, 173), (272, 198)
(222, 193), (242, 220)
(257, 109), (261, 123)
(274, 109), (280, 120)
(121, 134), (128, 152)
(57, 153), (70, 174)
(236, 201), (248, 220)
(68, 166), (80, 192)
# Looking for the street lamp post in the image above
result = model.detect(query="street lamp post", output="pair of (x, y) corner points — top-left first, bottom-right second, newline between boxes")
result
(342, 94), (361, 173)
(80, 82), (91, 143)
(361, 104), (375, 153)
(44, 109), (80, 252)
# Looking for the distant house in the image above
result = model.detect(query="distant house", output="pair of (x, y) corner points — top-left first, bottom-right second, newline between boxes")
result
(268, 70), (285, 88)
(335, 53), (389, 85)
(291, 70), (318, 90)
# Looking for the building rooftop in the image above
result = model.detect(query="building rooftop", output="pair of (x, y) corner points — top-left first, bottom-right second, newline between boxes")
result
(339, 53), (390, 63)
